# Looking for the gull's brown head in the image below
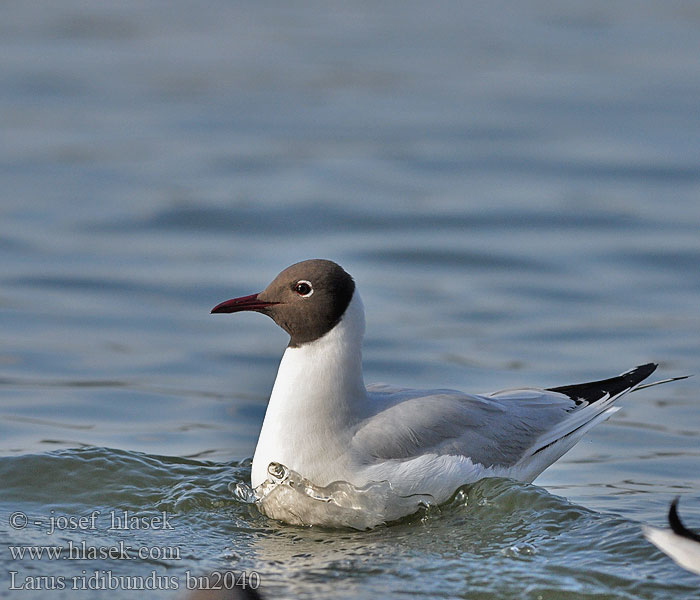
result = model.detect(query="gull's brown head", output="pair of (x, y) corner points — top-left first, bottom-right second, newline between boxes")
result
(211, 259), (355, 347)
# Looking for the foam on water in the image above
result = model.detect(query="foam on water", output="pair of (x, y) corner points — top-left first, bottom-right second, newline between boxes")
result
(239, 462), (433, 529)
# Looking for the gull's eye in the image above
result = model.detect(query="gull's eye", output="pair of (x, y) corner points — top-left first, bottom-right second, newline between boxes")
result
(294, 280), (313, 297)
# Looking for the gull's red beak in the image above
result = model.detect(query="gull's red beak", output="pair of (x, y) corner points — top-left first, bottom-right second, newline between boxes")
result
(210, 293), (279, 314)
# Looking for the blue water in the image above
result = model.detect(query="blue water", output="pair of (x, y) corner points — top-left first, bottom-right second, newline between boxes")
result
(1, 1), (699, 598)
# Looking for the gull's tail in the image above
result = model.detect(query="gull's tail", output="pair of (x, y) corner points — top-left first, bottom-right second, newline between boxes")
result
(633, 374), (691, 391)
(518, 364), (687, 482)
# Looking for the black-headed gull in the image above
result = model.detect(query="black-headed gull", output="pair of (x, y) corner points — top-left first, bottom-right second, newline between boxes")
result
(644, 498), (700, 575)
(212, 259), (684, 523)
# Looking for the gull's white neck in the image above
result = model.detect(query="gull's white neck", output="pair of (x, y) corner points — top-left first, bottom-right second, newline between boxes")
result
(251, 291), (367, 488)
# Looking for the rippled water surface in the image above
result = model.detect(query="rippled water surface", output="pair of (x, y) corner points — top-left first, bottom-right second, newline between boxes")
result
(2, 1), (700, 598)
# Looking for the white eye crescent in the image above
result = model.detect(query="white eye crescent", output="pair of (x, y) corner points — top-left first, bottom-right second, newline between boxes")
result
(294, 280), (313, 297)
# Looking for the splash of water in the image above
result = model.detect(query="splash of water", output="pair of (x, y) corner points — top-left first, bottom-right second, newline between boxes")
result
(235, 462), (434, 529)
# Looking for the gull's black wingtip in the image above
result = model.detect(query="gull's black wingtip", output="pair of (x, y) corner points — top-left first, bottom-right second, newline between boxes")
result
(668, 497), (700, 542)
(626, 363), (658, 379)
(669, 495), (681, 524)
(548, 363), (658, 405)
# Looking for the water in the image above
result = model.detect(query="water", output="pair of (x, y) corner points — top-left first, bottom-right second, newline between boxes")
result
(1, 0), (700, 597)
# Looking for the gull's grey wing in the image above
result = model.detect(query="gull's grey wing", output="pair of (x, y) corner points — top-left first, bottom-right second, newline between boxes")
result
(355, 384), (574, 469)
(356, 363), (658, 470)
